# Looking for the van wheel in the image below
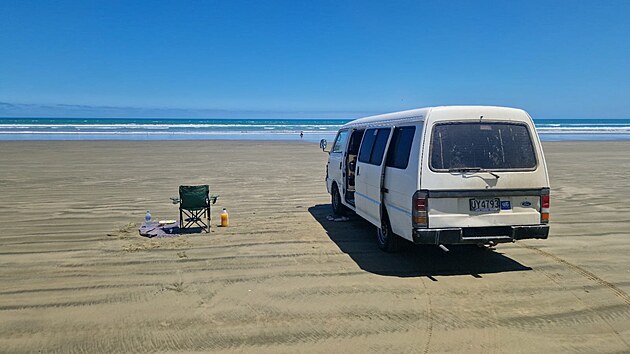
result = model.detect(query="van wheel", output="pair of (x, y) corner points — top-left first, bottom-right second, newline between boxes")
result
(376, 214), (400, 252)
(331, 184), (346, 215)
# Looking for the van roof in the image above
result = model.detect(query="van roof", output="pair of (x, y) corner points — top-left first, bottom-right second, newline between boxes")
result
(341, 105), (528, 129)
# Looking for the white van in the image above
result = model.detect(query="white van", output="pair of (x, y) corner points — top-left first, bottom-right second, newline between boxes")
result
(323, 106), (550, 252)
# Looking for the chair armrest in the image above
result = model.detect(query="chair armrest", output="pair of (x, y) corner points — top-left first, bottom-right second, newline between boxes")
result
(170, 197), (180, 204)
(210, 195), (219, 204)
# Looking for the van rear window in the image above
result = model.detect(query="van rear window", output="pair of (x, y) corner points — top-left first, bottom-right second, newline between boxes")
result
(430, 122), (537, 171)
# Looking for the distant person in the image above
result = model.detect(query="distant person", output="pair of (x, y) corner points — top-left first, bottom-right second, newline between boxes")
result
(300, 131), (304, 139)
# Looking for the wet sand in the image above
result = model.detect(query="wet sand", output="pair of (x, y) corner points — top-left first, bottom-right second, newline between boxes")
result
(0, 140), (629, 353)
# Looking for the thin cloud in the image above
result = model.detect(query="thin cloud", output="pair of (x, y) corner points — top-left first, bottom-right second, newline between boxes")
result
(0, 102), (371, 119)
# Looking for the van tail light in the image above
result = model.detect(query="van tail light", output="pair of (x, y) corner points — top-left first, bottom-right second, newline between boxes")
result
(541, 188), (550, 224)
(413, 190), (428, 228)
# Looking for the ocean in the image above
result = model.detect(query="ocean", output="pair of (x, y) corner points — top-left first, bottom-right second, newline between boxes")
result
(1, 117), (630, 142)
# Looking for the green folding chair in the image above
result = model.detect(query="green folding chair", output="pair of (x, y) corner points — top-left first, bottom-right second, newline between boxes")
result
(173, 185), (218, 233)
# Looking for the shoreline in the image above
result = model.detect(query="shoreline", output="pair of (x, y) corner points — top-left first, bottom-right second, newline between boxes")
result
(2, 117), (630, 143)
(3, 132), (630, 142)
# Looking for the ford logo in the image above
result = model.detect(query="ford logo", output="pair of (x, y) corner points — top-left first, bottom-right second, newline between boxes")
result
(521, 200), (532, 207)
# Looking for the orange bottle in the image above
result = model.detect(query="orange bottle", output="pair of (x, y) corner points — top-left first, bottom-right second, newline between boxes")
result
(220, 208), (229, 227)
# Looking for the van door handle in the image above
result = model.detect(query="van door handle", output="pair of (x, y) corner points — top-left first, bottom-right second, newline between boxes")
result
(381, 187), (389, 193)
(356, 166), (360, 175)
(339, 162), (342, 169)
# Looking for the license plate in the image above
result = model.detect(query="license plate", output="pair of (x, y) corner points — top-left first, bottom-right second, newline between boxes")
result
(469, 198), (501, 212)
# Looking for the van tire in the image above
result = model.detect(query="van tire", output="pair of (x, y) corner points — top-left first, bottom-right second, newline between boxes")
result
(376, 214), (400, 252)
(331, 183), (347, 216)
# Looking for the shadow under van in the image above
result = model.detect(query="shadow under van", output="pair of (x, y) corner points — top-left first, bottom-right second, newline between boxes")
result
(308, 204), (532, 278)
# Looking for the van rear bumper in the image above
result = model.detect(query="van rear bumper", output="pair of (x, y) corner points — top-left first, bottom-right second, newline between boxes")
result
(412, 225), (549, 245)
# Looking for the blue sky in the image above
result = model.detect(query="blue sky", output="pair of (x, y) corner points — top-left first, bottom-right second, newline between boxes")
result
(1, 0), (629, 118)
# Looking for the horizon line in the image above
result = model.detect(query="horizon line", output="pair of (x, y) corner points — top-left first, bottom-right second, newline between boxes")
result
(1, 101), (629, 120)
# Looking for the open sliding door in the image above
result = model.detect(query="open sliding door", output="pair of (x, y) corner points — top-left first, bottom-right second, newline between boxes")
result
(355, 127), (392, 227)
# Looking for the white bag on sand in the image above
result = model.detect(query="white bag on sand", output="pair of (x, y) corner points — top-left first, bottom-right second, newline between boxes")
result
(326, 215), (349, 222)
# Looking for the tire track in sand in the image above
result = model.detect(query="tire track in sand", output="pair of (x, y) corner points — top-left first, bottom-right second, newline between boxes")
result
(519, 243), (630, 305)
(420, 278), (433, 354)
(520, 243), (630, 350)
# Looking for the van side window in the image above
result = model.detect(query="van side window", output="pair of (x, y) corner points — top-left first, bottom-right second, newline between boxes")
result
(386, 126), (416, 169)
(358, 128), (391, 166)
(370, 129), (391, 165)
(331, 130), (348, 153)
(358, 129), (376, 163)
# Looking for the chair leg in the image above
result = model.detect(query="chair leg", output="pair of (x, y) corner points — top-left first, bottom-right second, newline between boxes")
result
(179, 208), (212, 232)
(207, 206), (211, 233)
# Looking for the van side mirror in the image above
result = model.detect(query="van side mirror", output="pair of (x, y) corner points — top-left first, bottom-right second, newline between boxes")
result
(320, 139), (330, 152)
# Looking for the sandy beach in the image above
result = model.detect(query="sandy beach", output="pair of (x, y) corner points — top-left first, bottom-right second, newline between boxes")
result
(0, 140), (629, 353)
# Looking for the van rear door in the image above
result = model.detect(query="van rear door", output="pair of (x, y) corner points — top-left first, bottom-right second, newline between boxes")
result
(422, 121), (548, 228)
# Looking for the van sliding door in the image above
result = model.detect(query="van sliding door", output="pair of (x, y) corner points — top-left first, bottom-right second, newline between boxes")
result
(355, 127), (392, 227)
(383, 126), (417, 241)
